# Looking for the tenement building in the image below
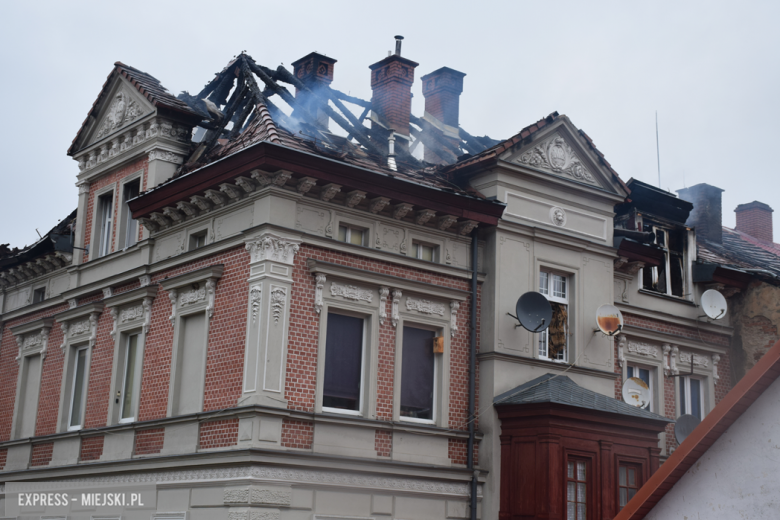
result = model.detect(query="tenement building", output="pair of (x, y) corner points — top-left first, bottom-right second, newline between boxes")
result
(0, 39), (775, 520)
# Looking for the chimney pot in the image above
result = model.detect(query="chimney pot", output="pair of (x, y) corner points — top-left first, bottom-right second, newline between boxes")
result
(394, 35), (404, 56)
(676, 183), (724, 244)
(735, 201), (774, 242)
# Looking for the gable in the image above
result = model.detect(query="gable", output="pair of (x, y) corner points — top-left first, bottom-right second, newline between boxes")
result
(84, 76), (153, 147)
(500, 117), (627, 197)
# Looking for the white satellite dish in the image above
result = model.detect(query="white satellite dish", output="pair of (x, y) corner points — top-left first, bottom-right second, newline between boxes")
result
(674, 414), (701, 444)
(701, 289), (728, 320)
(621, 377), (651, 408)
(596, 304), (624, 335)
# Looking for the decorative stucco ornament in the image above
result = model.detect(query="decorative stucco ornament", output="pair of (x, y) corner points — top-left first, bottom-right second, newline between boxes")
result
(518, 134), (596, 184)
(549, 206), (567, 227)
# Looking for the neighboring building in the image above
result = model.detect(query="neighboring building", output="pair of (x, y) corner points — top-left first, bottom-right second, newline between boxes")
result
(615, 338), (780, 520)
(0, 40), (773, 520)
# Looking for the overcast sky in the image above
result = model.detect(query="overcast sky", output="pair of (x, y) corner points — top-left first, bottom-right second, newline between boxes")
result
(1, 1), (778, 248)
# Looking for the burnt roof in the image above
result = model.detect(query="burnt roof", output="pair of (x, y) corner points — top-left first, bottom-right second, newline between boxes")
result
(698, 226), (780, 280)
(0, 209), (77, 269)
(618, 178), (693, 224)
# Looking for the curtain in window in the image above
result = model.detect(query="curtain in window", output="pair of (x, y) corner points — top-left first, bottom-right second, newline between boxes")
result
(323, 313), (364, 408)
(549, 303), (568, 357)
(401, 327), (435, 419)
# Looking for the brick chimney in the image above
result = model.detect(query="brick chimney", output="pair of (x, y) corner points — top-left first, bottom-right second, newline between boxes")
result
(735, 201), (774, 242)
(291, 52), (337, 129)
(369, 37), (418, 154)
(421, 67), (465, 164)
(677, 183), (724, 244)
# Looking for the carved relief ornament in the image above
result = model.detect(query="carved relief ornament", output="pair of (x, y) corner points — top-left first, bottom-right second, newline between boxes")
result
(330, 282), (373, 303)
(517, 134), (596, 184)
(627, 341), (659, 359)
(245, 234), (301, 265)
(406, 297), (446, 316)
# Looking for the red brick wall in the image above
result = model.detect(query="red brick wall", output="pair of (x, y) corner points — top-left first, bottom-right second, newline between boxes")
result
(375, 429), (392, 457)
(79, 436), (104, 461)
(623, 313), (730, 347)
(286, 244), (479, 432)
(137, 246), (249, 422)
(0, 302), (69, 441)
(30, 442), (53, 466)
(83, 157), (148, 262)
(198, 418), (238, 450)
(448, 438), (478, 466)
(0, 448), (6, 470)
(134, 428), (164, 455)
(281, 419), (313, 449)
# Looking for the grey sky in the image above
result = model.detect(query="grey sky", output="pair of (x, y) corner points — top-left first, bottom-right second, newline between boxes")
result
(1, 1), (778, 248)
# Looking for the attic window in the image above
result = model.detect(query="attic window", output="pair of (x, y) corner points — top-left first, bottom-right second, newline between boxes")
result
(32, 287), (46, 304)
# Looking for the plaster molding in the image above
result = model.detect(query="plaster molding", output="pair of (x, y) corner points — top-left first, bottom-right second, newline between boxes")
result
(627, 341), (659, 359)
(235, 176), (256, 193)
(11, 318), (54, 364)
(109, 307), (119, 338)
(168, 289), (178, 325)
(415, 209), (436, 226)
(670, 345), (679, 375)
(457, 220), (478, 236)
(319, 183), (341, 202)
(345, 190), (366, 208)
(392, 289), (402, 327)
(330, 282), (373, 303)
(436, 215), (458, 231)
(296, 176), (317, 194)
(549, 206), (567, 227)
(516, 133), (596, 184)
(679, 351), (710, 368)
(617, 334), (627, 368)
(269, 286), (287, 324)
(313, 274), (326, 314)
(712, 353), (721, 382)
(245, 234), (301, 265)
(250, 285), (262, 324)
(379, 286), (389, 325)
(369, 197), (391, 214)
(405, 297), (445, 316)
(450, 300), (460, 338)
(392, 203), (413, 220)
(148, 148), (185, 165)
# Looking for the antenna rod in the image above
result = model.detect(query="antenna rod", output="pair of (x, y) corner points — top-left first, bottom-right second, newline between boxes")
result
(655, 111), (661, 188)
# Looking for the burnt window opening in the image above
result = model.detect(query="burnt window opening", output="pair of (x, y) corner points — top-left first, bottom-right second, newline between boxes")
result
(642, 225), (686, 298)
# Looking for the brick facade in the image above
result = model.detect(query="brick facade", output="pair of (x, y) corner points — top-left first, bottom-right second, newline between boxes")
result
(79, 435), (104, 462)
(735, 201), (774, 243)
(198, 418), (239, 450)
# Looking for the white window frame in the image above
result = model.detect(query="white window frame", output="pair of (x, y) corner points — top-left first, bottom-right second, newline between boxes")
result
(337, 224), (367, 247)
(118, 331), (142, 423)
(412, 240), (438, 262)
(538, 269), (569, 363)
(67, 344), (90, 431)
(89, 183), (117, 260)
(679, 375), (705, 420)
(626, 363), (654, 413)
(321, 309), (368, 417)
(119, 174), (142, 249)
(104, 285), (157, 426)
(98, 193), (114, 258)
(32, 285), (47, 304)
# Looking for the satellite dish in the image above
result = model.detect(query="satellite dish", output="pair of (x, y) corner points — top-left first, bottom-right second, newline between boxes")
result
(621, 377), (651, 408)
(596, 304), (624, 335)
(674, 414), (701, 444)
(515, 292), (553, 332)
(701, 289), (727, 320)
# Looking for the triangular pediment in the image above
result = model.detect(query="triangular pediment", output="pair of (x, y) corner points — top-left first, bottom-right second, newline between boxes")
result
(501, 117), (627, 197)
(86, 77), (153, 146)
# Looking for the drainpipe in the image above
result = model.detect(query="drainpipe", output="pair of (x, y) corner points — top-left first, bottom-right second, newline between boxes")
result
(468, 227), (478, 520)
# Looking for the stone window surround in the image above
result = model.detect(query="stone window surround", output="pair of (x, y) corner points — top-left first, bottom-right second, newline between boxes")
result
(116, 170), (144, 250)
(186, 222), (212, 251)
(104, 285), (159, 425)
(159, 265), (224, 418)
(617, 334), (665, 417)
(88, 181), (118, 260)
(308, 259), (467, 421)
(394, 305), (452, 427)
(407, 229), (445, 264)
(333, 212), (374, 248)
(53, 302), (103, 433)
(9, 317), (54, 440)
(535, 259), (579, 364)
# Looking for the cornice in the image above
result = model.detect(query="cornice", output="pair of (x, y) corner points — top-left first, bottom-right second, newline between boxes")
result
(478, 350), (619, 380)
(103, 285), (159, 309)
(54, 302), (104, 323)
(158, 264), (224, 291)
(10, 317), (55, 336)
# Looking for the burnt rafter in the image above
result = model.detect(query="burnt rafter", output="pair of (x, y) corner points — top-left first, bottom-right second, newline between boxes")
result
(175, 52), (495, 172)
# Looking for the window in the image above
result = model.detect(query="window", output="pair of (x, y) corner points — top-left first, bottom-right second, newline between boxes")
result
(97, 193), (114, 257)
(413, 241), (437, 262)
(189, 231), (207, 251)
(566, 458), (589, 520)
(122, 179), (140, 248)
(538, 270), (569, 362)
(32, 287), (46, 304)
(400, 326), (436, 422)
(322, 312), (365, 414)
(118, 333), (141, 422)
(680, 376), (704, 420)
(16, 354), (42, 438)
(618, 463), (642, 510)
(627, 365), (653, 412)
(642, 226), (685, 297)
(171, 312), (207, 415)
(337, 225), (366, 246)
(68, 346), (89, 430)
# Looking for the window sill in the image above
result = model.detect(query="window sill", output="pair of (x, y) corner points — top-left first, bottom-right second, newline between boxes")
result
(399, 417), (436, 426)
(638, 289), (696, 305)
(322, 407), (363, 417)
